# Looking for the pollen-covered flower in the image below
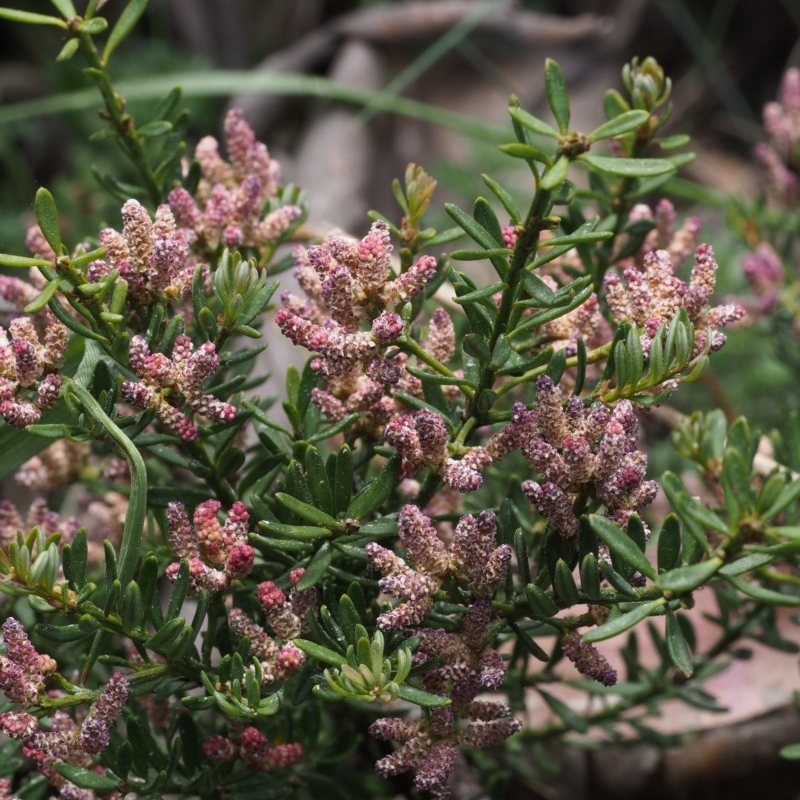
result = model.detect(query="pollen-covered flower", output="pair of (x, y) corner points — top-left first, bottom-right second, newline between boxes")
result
(168, 108), (301, 258)
(603, 244), (744, 355)
(560, 629), (617, 686)
(369, 599), (520, 796)
(384, 409), (492, 492)
(165, 500), (253, 592)
(0, 313), (66, 429)
(488, 377), (657, 541)
(367, 506), (511, 631)
(121, 334), (236, 441)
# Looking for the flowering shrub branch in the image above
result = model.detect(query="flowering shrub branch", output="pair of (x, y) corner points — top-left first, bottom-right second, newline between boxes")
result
(0, 4), (798, 799)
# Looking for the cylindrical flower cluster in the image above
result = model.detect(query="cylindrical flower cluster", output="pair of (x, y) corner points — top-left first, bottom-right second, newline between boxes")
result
(121, 334), (236, 441)
(165, 500), (254, 592)
(488, 377), (658, 541)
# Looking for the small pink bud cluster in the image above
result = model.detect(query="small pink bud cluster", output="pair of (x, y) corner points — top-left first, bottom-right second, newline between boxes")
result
(384, 409), (492, 492)
(756, 68), (800, 206)
(227, 571), (315, 684)
(603, 244), (745, 355)
(0, 314), (66, 428)
(169, 108), (301, 254)
(203, 726), (303, 771)
(92, 199), (194, 303)
(366, 506), (511, 631)
(121, 334), (236, 441)
(165, 500), (254, 593)
(370, 600), (521, 795)
(488, 377), (657, 541)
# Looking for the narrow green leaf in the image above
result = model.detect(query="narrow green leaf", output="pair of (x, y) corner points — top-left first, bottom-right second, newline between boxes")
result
(396, 684), (451, 707)
(579, 552), (601, 600)
(444, 202), (502, 251)
(346, 454), (401, 520)
(509, 621), (550, 662)
(588, 109), (650, 141)
(463, 333), (491, 361)
(54, 764), (118, 793)
(587, 515), (657, 580)
(525, 583), (558, 617)
(553, 559), (579, 606)
(23, 278), (60, 314)
(579, 154), (676, 177)
(137, 120), (172, 138)
(656, 515), (682, 572)
(760, 476), (800, 521)
(34, 622), (92, 643)
(296, 542), (333, 591)
(275, 493), (339, 529)
(498, 142), (552, 165)
(656, 557), (723, 594)
(50, 0), (77, 16)
(257, 520), (331, 541)
(508, 106), (559, 138)
(145, 617), (186, 654)
(481, 173), (520, 223)
(77, 16), (107, 34)
(473, 197), (503, 246)
(779, 744), (800, 760)
(539, 689), (588, 732)
(718, 553), (773, 577)
(539, 154), (570, 191)
(0, 8), (67, 26)
(665, 608), (693, 677)
(34, 187), (62, 253)
(544, 58), (570, 134)
(304, 446), (334, 516)
(103, 0), (148, 63)
(583, 598), (666, 642)
(724, 574), (800, 606)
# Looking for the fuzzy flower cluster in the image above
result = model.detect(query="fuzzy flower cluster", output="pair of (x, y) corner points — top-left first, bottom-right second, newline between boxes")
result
(0, 313), (66, 428)
(370, 599), (521, 797)
(488, 376), (657, 541)
(308, 306), (455, 441)
(15, 439), (90, 491)
(121, 334), (236, 441)
(560, 629), (617, 686)
(277, 220), (437, 380)
(0, 650), (127, 800)
(227, 569), (315, 685)
(628, 198), (702, 269)
(166, 499), (254, 592)
(1, 620), (128, 793)
(91, 199), (196, 303)
(755, 67), (800, 206)
(168, 108), (302, 255)
(603, 243), (744, 355)
(366, 505), (511, 631)
(203, 725), (303, 771)
(384, 409), (492, 493)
